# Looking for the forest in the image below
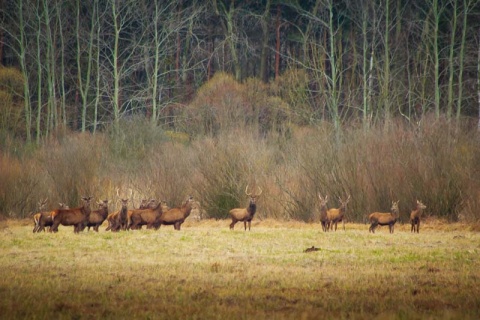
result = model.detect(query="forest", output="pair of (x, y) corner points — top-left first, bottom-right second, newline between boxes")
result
(1, 0), (480, 221)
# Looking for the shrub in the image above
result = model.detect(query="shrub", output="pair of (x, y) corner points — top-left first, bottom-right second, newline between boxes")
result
(0, 154), (42, 218)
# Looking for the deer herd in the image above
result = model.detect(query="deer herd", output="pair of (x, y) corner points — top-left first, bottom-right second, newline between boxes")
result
(31, 186), (427, 235)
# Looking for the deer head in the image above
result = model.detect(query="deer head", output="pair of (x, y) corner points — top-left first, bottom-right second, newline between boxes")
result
(318, 193), (329, 207)
(339, 195), (351, 209)
(38, 198), (48, 211)
(391, 200), (400, 214)
(416, 200), (426, 210)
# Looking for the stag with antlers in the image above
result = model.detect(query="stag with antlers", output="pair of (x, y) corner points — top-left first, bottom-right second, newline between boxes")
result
(229, 185), (262, 231)
(327, 195), (351, 231)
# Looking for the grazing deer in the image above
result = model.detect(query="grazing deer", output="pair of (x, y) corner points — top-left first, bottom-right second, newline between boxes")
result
(327, 195), (351, 231)
(229, 185), (262, 231)
(51, 196), (93, 233)
(368, 200), (400, 234)
(35, 202), (69, 233)
(32, 198), (48, 233)
(410, 200), (427, 233)
(318, 193), (330, 232)
(159, 196), (195, 230)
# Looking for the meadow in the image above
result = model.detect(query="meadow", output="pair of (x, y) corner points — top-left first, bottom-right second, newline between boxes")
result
(1, 218), (479, 319)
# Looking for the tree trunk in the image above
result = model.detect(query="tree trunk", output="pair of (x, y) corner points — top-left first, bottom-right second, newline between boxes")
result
(275, 4), (281, 80)
(259, 0), (271, 83)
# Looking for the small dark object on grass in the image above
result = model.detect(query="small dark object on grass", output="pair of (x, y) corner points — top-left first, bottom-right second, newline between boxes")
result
(304, 246), (320, 253)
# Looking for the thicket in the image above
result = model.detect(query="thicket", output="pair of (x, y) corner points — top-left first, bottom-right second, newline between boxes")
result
(1, 114), (479, 223)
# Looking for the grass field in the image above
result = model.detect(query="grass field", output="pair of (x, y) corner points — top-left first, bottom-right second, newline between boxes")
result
(1, 218), (479, 319)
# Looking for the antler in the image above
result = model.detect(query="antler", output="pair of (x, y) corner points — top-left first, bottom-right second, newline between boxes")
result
(318, 193), (328, 202)
(245, 185), (262, 197)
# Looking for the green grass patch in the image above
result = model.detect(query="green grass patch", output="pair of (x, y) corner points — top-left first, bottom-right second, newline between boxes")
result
(0, 220), (479, 319)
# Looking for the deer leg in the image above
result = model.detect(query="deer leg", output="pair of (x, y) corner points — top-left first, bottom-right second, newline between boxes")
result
(229, 220), (236, 230)
(417, 220), (420, 233)
(243, 221), (247, 231)
(248, 220), (251, 231)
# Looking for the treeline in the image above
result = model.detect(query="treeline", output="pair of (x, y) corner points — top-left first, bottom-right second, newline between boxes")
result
(1, 0), (480, 144)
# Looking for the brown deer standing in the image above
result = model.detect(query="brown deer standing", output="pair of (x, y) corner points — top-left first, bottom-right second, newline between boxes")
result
(318, 193), (330, 232)
(158, 196), (195, 230)
(327, 195), (351, 231)
(115, 188), (132, 231)
(368, 200), (400, 234)
(229, 186), (262, 231)
(106, 198), (129, 232)
(35, 202), (69, 233)
(32, 198), (48, 233)
(128, 200), (165, 230)
(410, 200), (427, 233)
(51, 196), (93, 233)
(83, 199), (109, 232)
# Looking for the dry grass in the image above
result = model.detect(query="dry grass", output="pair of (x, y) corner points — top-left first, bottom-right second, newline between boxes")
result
(1, 219), (479, 319)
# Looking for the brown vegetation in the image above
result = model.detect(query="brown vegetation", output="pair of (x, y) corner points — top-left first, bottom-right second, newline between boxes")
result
(368, 201), (400, 234)
(410, 200), (427, 233)
(1, 118), (480, 224)
(229, 186), (262, 231)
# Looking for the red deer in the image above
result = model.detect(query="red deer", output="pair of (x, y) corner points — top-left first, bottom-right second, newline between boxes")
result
(32, 198), (48, 233)
(83, 199), (109, 232)
(106, 198), (129, 232)
(127, 199), (162, 230)
(229, 186), (262, 231)
(51, 196), (93, 233)
(127, 199), (165, 230)
(368, 200), (400, 234)
(410, 200), (427, 233)
(108, 189), (133, 231)
(318, 193), (330, 232)
(327, 195), (351, 231)
(35, 202), (68, 233)
(158, 196), (194, 230)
